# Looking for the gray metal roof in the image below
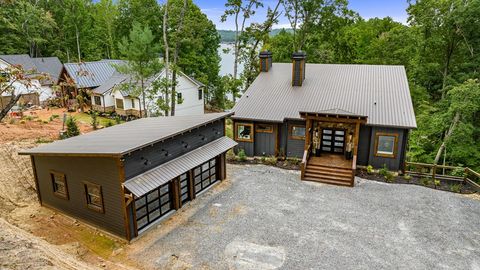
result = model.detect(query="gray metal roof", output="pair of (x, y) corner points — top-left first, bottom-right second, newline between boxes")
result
(19, 112), (232, 156)
(232, 63), (417, 128)
(0, 54), (63, 84)
(92, 73), (128, 95)
(64, 60), (126, 88)
(124, 136), (237, 197)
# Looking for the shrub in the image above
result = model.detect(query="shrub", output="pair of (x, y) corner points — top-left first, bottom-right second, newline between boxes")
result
(403, 174), (412, 182)
(36, 119), (43, 123)
(236, 149), (247, 162)
(65, 116), (80, 138)
(287, 157), (300, 166)
(421, 178), (431, 186)
(115, 116), (121, 124)
(42, 120), (49, 124)
(105, 121), (114, 127)
(19, 120), (26, 124)
(384, 171), (395, 183)
(265, 156), (277, 166)
(35, 138), (53, 144)
(379, 164), (389, 177)
(90, 111), (99, 130)
(450, 184), (462, 193)
(450, 167), (466, 178)
(434, 179), (441, 188)
(24, 115), (34, 121)
(366, 165), (374, 174)
(8, 118), (15, 124)
(260, 156), (266, 163)
(49, 114), (60, 121)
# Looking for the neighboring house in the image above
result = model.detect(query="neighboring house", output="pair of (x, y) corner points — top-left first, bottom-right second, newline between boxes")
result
(66, 59), (205, 117)
(0, 54), (63, 109)
(19, 113), (236, 240)
(231, 51), (416, 187)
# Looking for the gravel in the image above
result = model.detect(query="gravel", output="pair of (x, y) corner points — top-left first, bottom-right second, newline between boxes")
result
(131, 164), (480, 270)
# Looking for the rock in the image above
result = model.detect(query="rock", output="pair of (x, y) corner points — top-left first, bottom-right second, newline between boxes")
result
(29, 214), (35, 218)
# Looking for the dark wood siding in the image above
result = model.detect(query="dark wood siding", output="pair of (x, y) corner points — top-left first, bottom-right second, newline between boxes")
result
(33, 156), (126, 237)
(367, 126), (407, 171)
(124, 120), (225, 179)
(357, 125), (371, 166)
(254, 122), (275, 156)
(286, 120), (306, 158)
(232, 120), (254, 156)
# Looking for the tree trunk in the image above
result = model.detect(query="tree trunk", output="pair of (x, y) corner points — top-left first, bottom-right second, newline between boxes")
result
(0, 94), (22, 121)
(141, 78), (146, 117)
(163, 0), (170, 116)
(75, 23), (81, 62)
(434, 111), (460, 164)
(170, 0), (188, 116)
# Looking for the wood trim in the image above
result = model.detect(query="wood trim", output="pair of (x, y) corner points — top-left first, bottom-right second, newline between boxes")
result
(30, 156), (42, 205)
(234, 122), (254, 143)
(302, 115), (367, 124)
(289, 124), (306, 140)
(188, 169), (196, 200)
(274, 124), (280, 156)
(255, 123), (274, 133)
(82, 181), (105, 214)
(172, 177), (181, 210)
(374, 132), (399, 158)
(304, 119), (313, 150)
(353, 122), (360, 156)
(117, 158), (131, 241)
(49, 170), (69, 200)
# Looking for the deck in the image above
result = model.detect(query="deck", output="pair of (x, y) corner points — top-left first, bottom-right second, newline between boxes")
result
(308, 154), (353, 169)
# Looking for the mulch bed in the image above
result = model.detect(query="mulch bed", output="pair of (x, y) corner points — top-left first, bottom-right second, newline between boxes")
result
(227, 157), (301, 171)
(356, 169), (477, 194)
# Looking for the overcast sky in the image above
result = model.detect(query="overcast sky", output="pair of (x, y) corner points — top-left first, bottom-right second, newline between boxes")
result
(193, 0), (410, 30)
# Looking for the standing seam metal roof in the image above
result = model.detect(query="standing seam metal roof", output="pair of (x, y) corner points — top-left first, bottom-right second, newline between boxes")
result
(124, 136), (237, 197)
(19, 112), (232, 156)
(0, 54), (63, 84)
(64, 60), (126, 88)
(232, 63), (416, 128)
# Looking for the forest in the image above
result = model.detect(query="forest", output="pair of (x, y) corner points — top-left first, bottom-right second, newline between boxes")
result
(0, 0), (479, 170)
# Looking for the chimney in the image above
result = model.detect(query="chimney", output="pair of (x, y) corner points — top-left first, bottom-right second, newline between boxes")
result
(292, 51), (306, 86)
(259, 51), (272, 72)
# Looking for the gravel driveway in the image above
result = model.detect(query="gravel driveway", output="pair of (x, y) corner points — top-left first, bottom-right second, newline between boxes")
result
(130, 164), (480, 270)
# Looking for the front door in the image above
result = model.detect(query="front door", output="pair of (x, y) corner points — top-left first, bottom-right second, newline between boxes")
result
(320, 129), (345, 154)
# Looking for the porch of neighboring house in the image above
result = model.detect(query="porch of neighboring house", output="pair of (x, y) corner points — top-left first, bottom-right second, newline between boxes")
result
(300, 111), (367, 187)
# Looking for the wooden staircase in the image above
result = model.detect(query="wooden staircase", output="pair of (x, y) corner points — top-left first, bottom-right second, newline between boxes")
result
(303, 162), (354, 186)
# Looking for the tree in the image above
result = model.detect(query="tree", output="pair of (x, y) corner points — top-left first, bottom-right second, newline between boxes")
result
(92, 0), (118, 59)
(65, 116), (80, 138)
(221, 0), (263, 103)
(0, 65), (45, 121)
(116, 22), (162, 117)
(162, 0), (171, 116)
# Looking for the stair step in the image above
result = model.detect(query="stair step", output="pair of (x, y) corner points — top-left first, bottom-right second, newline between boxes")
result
(307, 163), (353, 172)
(303, 177), (353, 187)
(305, 168), (352, 178)
(304, 173), (352, 182)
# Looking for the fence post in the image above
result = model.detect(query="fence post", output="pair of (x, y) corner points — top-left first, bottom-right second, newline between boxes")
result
(432, 164), (436, 181)
(463, 168), (468, 184)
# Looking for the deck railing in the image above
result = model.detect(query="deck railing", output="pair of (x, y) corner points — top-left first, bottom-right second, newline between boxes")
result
(405, 162), (480, 192)
(301, 144), (311, 179)
(351, 154), (357, 185)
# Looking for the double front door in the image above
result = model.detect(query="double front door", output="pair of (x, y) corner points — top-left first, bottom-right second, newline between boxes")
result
(320, 129), (345, 154)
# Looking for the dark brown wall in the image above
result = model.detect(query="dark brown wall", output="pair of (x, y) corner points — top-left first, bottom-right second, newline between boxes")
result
(33, 155), (126, 238)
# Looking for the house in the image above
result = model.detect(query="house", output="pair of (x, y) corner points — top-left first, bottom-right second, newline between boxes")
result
(0, 54), (63, 109)
(65, 59), (205, 117)
(19, 112), (236, 240)
(231, 51), (416, 186)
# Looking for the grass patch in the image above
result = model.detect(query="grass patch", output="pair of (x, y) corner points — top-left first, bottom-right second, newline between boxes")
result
(75, 113), (120, 127)
(77, 228), (120, 259)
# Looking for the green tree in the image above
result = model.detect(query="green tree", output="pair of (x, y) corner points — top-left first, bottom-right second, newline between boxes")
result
(65, 116), (80, 138)
(116, 22), (162, 117)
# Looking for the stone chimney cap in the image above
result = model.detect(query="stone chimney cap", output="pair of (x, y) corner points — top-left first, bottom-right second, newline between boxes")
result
(259, 51), (272, 58)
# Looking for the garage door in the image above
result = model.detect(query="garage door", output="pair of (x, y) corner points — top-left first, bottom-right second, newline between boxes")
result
(135, 182), (173, 231)
(193, 158), (217, 194)
(179, 172), (190, 205)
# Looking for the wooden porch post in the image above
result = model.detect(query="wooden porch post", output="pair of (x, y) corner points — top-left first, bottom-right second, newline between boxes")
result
(172, 177), (181, 210)
(304, 118), (313, 151)
(353, 121), (361, 156)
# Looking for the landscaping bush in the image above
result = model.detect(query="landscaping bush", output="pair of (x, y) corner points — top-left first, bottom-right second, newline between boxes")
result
(286, 157), (300, 166)
(115, 116), (122, 124)
(366, 165), (374, 174)
(450, 167), (466, 177)
(90, 111), (99, 130)
(379, 164), (389, 177)
(19, 120), (26, 124)
(49, 114), (60, 121)
(8, 118), (15, 124)
(265, 156), (277, 166)
(450, 184), (462, 193)
(236, 149), (247, 162)
(260, 156), (266, 163)
(434, 179), (441, 188)
(421, 178), (431, 186)
(105, 121), (114, 127)
(384, 171), (394, 183)
(65, 116), (80, 138)
(23, 115), (34, 121)
(404, 174), (412, 182)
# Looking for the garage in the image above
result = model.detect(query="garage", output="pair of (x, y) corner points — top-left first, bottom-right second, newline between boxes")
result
(194, 158), (218, 195)
(134, 182), (173, 231)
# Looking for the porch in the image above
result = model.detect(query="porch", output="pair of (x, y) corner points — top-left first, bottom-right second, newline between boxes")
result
(300, 111), (367, 187)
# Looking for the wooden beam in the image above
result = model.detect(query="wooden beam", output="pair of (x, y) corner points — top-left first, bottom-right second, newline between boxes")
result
(116, 158), (131, 241)
(30, 156), (42, 206)
(304, 119), (313, 151)
(172, 177), (181, 210)
(353, 121), (360, 156)
(188, 169), (196, 200)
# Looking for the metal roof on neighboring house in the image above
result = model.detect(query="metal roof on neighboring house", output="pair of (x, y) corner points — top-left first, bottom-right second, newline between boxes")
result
(64, 60), (126, 88)
(92, 73), (128, 95)
(124, 136), (237, 197)
(232, 63), (417, 128)
(0, 54), (63, 84)
(19, 112), (232, 156)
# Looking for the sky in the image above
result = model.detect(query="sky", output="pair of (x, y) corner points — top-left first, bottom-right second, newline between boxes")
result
(193, 0), (410, 30)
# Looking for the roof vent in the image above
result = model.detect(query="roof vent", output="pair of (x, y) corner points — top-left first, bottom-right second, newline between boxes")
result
(292, 51), (306, 86)
(259, 51), (272, 72)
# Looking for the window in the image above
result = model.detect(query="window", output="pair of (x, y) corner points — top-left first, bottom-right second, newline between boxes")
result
(50, 171), (68, 200)
(177, 92), (182, 104)
(135, 182), (172, 231)
(83, 181), (104, 213)
(94, 96), (101, 106)
(131, 99), (135, 108)
(116, 98), (124, 109)
(193, 158), (217, 194)
(256, 123), (273, 133)
(235, 123), (253, 142)
(289, 125), (306, 140)
(198, 89), (203, 100)
(374, 132), (398, 158)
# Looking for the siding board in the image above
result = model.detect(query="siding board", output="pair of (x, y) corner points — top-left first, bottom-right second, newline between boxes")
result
(368, 126), (406, 171)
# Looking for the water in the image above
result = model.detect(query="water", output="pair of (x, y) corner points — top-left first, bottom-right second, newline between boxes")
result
(219, 43), (244, 76)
